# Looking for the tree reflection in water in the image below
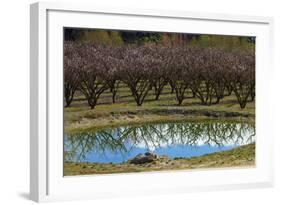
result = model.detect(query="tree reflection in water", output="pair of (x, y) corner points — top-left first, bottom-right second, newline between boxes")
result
(64, 121), (255, 162)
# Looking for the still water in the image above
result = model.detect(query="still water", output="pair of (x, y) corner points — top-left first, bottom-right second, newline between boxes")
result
(64, 121), (255, 163)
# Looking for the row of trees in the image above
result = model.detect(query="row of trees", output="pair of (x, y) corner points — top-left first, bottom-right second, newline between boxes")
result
(64, 41), (255, 109)
(65, 29), (255, 50)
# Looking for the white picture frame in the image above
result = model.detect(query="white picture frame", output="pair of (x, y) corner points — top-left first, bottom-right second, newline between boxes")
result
(30, 1), (274, 202)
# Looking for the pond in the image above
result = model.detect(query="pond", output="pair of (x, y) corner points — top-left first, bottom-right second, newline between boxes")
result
(64, 121), (255, 164)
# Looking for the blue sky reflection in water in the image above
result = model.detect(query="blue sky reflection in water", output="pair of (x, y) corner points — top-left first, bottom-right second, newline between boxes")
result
(64, 121), (255, 163)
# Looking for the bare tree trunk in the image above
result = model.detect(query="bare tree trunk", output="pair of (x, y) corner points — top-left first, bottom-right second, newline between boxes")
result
(174, 82), (188, 106)
(112, 91), (117, 103)
(64, 84), (77, 107)
(154, 79), (167, 100)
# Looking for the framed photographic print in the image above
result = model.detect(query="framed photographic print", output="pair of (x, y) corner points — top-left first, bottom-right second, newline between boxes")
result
(30, 1), (274, 202)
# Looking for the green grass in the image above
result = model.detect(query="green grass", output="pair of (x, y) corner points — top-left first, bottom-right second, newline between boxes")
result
(64, 143), (255, 176)
(64, 84), (255, 134)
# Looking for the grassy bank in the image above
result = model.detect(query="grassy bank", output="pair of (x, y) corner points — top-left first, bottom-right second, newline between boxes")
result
(64, 143), (255, 176)
(64, 84), (255, 134)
